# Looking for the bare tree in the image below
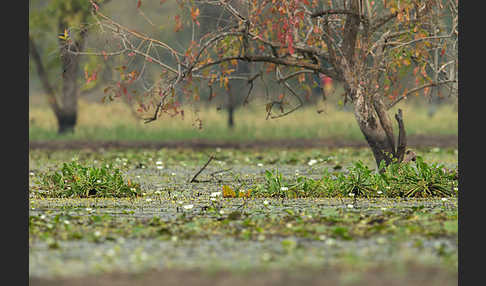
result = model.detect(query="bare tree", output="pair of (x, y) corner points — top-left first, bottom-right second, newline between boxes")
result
(77, 0), (457, 167)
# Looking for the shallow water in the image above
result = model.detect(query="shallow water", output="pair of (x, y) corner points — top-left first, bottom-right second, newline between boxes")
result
(29, 150), (458, 279)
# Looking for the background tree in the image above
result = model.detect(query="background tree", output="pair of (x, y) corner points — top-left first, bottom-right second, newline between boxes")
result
(197, 2), (253, 129)
(29, 0), (111, 134)
(78, 0), (457, 167)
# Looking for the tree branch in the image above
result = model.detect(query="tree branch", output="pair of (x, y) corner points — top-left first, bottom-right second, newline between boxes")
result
(394, 109), (406, 163)
(311, 9), (364, 19)
(387, 80), (457, 110)
(190, 155), (215, 183)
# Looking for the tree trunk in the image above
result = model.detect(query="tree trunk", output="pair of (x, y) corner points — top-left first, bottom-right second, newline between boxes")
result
(57, 24), (83, 134)
(350, 87), (407, 168)
(56, 49), (79, 133)
(29, 33), (83, 134)
(227, 83), (235, 129)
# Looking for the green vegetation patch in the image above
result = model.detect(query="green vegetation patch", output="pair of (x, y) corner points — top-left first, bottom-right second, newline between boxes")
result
(38, 161), (141, 198)
(252, 157), (458, 198)
(29, 198), (458, 245)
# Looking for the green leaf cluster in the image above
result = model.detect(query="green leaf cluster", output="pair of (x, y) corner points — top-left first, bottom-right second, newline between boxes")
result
(253, 157), (457, 198)
(39, 161), (141, 198)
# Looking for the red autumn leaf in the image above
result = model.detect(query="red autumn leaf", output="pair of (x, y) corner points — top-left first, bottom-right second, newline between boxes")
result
(90, 0), (99, 11)
(191, 7), (200, 21)
(85, 70), (98, 84)
(174, 15), (182, 32)
(286, 34), (294, 54)
(413, 66), (419, 76)
(137, 0), (142, 9)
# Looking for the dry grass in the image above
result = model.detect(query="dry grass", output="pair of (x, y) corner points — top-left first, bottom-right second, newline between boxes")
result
(29, 94), (457, 141)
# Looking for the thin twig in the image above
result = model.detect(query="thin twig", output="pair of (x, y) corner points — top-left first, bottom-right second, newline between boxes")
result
(387, 80), (457, 110)
(190, 155), (215, 183)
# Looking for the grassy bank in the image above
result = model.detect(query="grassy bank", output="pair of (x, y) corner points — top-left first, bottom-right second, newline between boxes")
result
(29, 97), (457, 142)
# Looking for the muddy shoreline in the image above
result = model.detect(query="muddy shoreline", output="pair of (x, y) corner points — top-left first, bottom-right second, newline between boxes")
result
(29, 135), (457, 150)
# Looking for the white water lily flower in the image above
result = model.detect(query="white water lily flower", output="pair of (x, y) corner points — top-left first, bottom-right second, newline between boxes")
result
(308, 159), (318, 166)
(96, 180), (102, 183)
(94, 231), (101, 237)
(145, 198), (153, 202)
(286, 223), (293, 228)
(377, 191), (383, 194)
(257, 163), (263, 167)
(281, 187), (289, 191)
(348, 192), (355, 197)
(377, 237), (387, 244)
(183, 204), (194, 210)
(347, 204), (354, 208)
(106, 249), (116, 257)
(171, 172), (177, 176)
(441, 198), (448, 202)
(263, 200), (269, 206)
(453, 187), (458, 191)
(157, 166), (164, 170)
(210, 192), (222, 197)
(156, 161), (163, 165)
(261, 253), (271, 261)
